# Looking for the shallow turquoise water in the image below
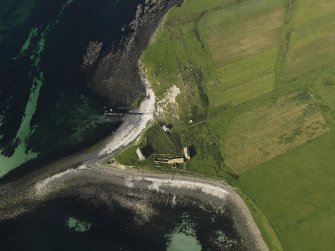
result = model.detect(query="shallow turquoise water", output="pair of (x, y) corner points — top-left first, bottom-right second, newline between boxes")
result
(0, 0), (143, 177)
(0, 2), (248, 250)
(167, 232), (201, 251)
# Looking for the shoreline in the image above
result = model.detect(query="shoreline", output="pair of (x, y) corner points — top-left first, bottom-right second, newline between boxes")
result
(33, 163), (269, 251)
(0, 68), (269, 250)
(0, 1), (269, 250)
(94, 65), (156, 159)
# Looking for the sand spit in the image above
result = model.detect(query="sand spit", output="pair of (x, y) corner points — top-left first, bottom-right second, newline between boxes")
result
(97, 73), (155, 157)
(1, 42), (268, 251)
(0, 1), (268, 249)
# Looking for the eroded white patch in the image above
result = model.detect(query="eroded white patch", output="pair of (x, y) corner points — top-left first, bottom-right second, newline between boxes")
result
(35, 166), (87, 196)
(172, 195), (177, 206)
(156, 85), (180, 118)
(124, 177), (135, 188)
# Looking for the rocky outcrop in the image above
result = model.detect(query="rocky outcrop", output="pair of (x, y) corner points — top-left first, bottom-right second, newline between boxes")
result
(90, 0), (183, 107)
(81, 41), (103, 71)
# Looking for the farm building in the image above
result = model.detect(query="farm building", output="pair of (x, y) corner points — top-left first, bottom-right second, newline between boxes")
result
(167, 157), (185, 164)
(154, 155), (185, 168)
(184, 147), (191, 160)
(162, 125), (170, 132)
(136, 148), (146, 161)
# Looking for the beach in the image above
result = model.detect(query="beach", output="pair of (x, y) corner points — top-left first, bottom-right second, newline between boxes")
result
(32, 162), (268, 251)
(0, 1), (268, 250)
(0, 67), (268, 249)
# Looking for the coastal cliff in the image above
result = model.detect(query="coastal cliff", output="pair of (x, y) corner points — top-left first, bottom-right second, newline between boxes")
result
(86, 0), (183, 107)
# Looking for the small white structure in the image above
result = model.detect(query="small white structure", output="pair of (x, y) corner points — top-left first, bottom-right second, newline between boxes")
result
(162, 125), (170, 132)
(136, 148), (146, 161)
(184, 147), (191, 160)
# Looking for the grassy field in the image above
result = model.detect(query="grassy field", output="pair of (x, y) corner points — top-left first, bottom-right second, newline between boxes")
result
(238, 131), (335, 250)
(199, 0), (284, 106)
(115, 0), (335, 249)
(223, 92), (329, 173)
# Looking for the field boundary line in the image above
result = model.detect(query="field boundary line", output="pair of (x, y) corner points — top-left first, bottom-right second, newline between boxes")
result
(166, 0), (250, 27)
(274, 0), (297, 87)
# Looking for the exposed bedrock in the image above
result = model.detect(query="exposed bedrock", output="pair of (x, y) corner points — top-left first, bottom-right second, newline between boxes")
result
(89, 0), (183, 107)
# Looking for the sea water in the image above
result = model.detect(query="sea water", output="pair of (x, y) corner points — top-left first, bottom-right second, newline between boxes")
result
(0, 2), (247, 250)
(0, 195), (246, 251)
(0, 0), (143, 177)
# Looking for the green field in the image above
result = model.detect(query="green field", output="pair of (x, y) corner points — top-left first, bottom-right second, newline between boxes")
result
(115, 0), (335, 249)
(238, 131), (335, 250)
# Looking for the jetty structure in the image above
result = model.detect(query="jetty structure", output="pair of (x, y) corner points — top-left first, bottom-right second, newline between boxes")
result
(104, 108), (154, 117)
(136, 148), (146, 161)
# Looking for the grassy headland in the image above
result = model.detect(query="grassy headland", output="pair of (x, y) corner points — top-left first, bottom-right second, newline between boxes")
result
(114, 0), (335, 250)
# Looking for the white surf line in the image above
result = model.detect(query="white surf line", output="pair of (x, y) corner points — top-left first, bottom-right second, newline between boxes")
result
(126, 176), (230, 200)
(97, 75), (155, 157)
(35, 165), (88, 196)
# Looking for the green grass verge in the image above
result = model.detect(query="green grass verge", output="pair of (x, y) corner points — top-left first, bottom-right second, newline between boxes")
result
(238, 131), (335, 250)
(115, 0), (335, 249)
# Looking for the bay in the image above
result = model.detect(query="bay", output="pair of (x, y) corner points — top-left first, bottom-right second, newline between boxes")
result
(0, 0), (145, 176)
(0, 2), (248, 251)
(0, 195), (246, 251)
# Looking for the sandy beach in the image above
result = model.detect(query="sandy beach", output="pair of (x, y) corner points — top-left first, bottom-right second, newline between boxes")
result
(0, 2), (269, 249)
(95, 68), (156, 158)
(0, 71), (268, 250)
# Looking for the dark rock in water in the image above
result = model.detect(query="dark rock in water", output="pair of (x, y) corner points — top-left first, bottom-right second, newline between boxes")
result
(0, 0), (182, 174)
(89, 0), (183, 107)
(0, 182), (247, 251)
(0, 164), (263, 251)
(81, 41), (103, 71)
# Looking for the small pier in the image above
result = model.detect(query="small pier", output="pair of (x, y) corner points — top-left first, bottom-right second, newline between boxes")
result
(103, 108), (152, 117)
(104, 111), (146, 116)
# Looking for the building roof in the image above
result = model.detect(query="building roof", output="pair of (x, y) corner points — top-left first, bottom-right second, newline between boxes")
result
(136, 148), (145, 160)
(162, 125), (170, 132)
(167, 157), (185, 164)
(184, 147), (191, 160)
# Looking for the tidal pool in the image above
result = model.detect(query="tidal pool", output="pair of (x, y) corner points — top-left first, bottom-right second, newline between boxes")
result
(167, 232), (201, 251)
(0, 195), (247, 251)
(66, 217), (92, 233)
